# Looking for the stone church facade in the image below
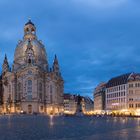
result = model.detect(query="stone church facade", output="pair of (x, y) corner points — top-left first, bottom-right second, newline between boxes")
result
(1, 20), (64, 114)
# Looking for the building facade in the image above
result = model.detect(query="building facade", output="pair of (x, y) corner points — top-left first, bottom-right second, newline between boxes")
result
(63, 94), (77, 115)
(1, 20), (64, 115)
(105, 73), (130, 112)
(81, 96), (93, 114)
(127, 73), (140, 115)
(63, 93), (93, 115)
(93, 72), (140, 116)
(93, 82), (106, 113)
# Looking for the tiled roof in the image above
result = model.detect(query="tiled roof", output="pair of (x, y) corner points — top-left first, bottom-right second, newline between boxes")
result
(106, 73), (131, 88)
(82, 96), (93, 104)
(128, 73), (140, 82)
(64, 93), (77, 100)
(94, 82), (106, 91)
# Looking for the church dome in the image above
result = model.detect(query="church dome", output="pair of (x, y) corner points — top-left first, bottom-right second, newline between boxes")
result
(13, 20), (48, 71)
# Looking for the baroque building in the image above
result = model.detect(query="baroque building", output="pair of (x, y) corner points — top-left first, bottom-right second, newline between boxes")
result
(1, 20), (64, 114)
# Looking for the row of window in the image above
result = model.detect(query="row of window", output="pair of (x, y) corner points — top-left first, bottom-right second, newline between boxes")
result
(129, 98), (133, 101)
(8, 81), (53, 101)
(107, 105), (126, 109)
(107, 92), (126, 98)
(129, 104), (140, 108)
(106, 85), (126, 93)
(107, 98), (126, 103)
(129, 83), (140, 88)
(64, 104), (76, 108)
(129, 98), (140, 101)
(129, 90), (140, 95)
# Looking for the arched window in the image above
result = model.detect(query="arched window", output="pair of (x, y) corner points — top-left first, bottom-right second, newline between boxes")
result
(18, 83), (21, 91)
(17, 83), (22, 101)
(39, 83), (42, 91)
(50, 85), (52, 94)
(27, 80), (32, 100)
(39, 83), (42, 100)
(28, 80), (32, 86)
(9, 84), (11, 93)
(50, 85), (53, 103)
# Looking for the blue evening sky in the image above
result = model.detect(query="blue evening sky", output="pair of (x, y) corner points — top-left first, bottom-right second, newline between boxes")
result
(0, 0), (140, 98)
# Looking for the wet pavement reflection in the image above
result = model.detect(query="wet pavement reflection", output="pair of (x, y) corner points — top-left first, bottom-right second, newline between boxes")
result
(0, 115), (139, 140)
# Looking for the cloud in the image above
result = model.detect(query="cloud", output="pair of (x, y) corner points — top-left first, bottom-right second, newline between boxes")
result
(75, 0), (128, 8)
(0, 0), (140, 99)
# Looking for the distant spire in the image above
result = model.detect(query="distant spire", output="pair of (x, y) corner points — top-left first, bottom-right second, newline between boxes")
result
(2, 54), (10, 74)
(4, 54), (8, 64)
(54, 54), (58, 64)
(4, 54), (7, 61)
(53, 54), (60, 74)
(55, 54), (57, 59)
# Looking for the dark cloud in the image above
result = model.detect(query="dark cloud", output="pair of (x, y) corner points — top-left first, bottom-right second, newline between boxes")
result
(0, 0), (140, 99)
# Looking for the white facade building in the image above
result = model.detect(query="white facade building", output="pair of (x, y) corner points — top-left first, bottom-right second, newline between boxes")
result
(106, 73), (130, 111)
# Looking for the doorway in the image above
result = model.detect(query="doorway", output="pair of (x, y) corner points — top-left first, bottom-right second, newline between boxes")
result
(28, 105), (32, 114)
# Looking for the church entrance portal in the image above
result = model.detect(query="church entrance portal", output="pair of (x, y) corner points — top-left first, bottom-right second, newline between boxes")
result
(28, 105), (32, 114)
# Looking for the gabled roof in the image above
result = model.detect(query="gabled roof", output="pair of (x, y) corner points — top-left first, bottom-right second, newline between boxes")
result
(128, 73), (140, 82)
(95, 82), (106, 91)
(106, 73), (131, 88)
(64, 93), (77, 101)
(82, 96), (93, 104)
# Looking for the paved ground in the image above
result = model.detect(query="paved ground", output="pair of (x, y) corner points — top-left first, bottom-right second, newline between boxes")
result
(0, 115), (139, 140)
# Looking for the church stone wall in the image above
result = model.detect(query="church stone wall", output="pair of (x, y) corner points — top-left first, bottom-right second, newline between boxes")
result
(1, 20), (64, 115)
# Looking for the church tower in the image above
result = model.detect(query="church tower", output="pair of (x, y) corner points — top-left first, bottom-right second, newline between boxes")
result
(2, 54), (9, 75)
(1, 20), (64, 115)
(24, 19), (36, 40)
(53, 55), (61, 76)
